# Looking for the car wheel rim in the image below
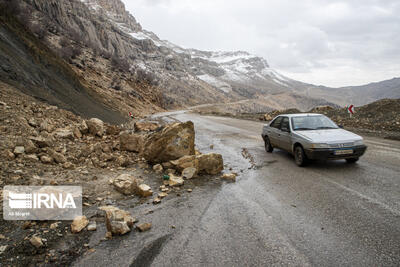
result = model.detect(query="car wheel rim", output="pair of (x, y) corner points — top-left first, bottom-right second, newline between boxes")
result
(296, 148), (302, 163)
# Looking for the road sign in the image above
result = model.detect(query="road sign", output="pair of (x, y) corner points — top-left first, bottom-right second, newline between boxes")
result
(348, 105), (355, 114)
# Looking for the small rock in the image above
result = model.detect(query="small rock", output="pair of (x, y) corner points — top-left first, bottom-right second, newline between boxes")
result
(30, 236), (43, 248)
(221, 173), (237, 182)
(135, 121), (160, 132)
(87, 118), (105, 137)
(13, 146), (25, 155)
(63, 162), (74, 169)
(153, 197), (161, 204)
(168, 174), (184, 187)
(187, 189), (192, 193)
(49, 222), (58, 229)
(40, 155), (53, 164)
(136, 222), (152, 232)
(54, 128), (74, 140)
(158, 192), (168, 198)
(5, 150), (15, 160)
(100, 206), (135, 235)
(137, 184), (153, 197)
(71, 216), (89, 233)
(0, 245), (7, 254)
(87, 221), (97, 231)
(210, 144), (214, 149)
(153, 164), (163, 173)
(113, 174), (143, 195)
(182, 167), (197, 179)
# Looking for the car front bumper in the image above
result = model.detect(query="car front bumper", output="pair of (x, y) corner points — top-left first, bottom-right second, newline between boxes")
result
(304, 145), (367, 160)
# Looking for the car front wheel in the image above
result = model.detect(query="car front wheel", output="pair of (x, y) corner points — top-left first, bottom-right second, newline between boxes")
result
(294, 146), (307, 167)
(264, 136), (273, 153)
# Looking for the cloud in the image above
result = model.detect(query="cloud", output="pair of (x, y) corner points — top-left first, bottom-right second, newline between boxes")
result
(122, 0), (400, 87)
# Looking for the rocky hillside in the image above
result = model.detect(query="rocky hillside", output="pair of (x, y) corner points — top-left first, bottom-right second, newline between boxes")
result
(1, 0), (399, 120)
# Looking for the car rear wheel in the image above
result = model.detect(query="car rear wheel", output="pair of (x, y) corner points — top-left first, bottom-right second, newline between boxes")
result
(294, 146), (307, 167)
(346, 158), (359, 163)
(264, 136), (273, 153)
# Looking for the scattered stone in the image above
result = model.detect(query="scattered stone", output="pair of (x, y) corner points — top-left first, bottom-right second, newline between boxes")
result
(13, 146), (25, 155)
(40, 155), (53, 164)
(5, 150), (15, 160)
(100, 206), (135, 235)
(29, 136), (53, 148)
(187, 189), (192, 193)
(24, 139), (37, 153)
(142, 121), (195, 163)
(137, 184), (153, 197)
(182, 167), (197, 179)
(49, 222), (58, 229)
(136, 222), (152, 232)
(168, 174), (184, 187)
(73, 127), (82, 139)
(113, 174), (143, 195)
(30, 236), (43, 248)
(158, 192), (168, 198)
(166, 169), (175, 174)
(221, 173), (237, 182)
(71, 216), (89, 233)
(63, 162), (74, 169)
(134, 121), (160, 132)
(54, 128), (74, 140)
(0, 234), (5, 239)
(119, 131), (143, 152)
(153, 197), (161, 204)
(87, 221), (97, 231)
(87, 118), (105, 137)
(49, 149), (67, 164)
(153, 164), (163, 173)
(0, 245), (7, 254)
(25, 154), (39, 162)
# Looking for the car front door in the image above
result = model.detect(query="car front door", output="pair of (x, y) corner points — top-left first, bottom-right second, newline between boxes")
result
(279, 117), (292, 152)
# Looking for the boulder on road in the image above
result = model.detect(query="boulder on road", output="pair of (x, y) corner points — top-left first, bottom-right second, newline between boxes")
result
(87, 118), (105, 137)
(142, 121), (195, 163)
(221, 173), (237, 182)
(168, 174), (184, 187)
(113, 174), (143, 195)
(197, 153), (224, 175)
(100, 206), (135, 235)
(119, 131), (143, 152)
(137, 184), (153, 197)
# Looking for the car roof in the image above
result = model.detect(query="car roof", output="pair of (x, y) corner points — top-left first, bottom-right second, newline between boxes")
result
(278, 113), (323, 117)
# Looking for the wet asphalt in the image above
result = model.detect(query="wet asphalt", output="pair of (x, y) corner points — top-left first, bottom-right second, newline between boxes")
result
(74, 112), (400, 267)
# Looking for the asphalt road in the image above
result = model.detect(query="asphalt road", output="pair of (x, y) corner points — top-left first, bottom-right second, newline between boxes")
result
(74, 112), (400, 267)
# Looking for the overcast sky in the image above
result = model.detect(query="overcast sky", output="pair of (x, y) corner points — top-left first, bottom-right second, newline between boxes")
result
(122, 0), (400, 87)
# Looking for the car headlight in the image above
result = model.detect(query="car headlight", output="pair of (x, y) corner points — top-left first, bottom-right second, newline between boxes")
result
(311, 143), (330, 149)
(354, 140), (364, 146)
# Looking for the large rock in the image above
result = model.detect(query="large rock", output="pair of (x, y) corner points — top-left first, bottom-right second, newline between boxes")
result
(197, 153), (224, 175)
(119, 131), (143, 152)
(142, 121), (195, 163)
(71, 216), (89, 233)
(100, 206), (135, 236)
(87, 118), (105, 137)
(113, 174), (143, 195)
(135, 121), (160, 132)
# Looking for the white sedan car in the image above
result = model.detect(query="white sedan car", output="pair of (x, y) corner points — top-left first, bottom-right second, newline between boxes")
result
(261, 113), (367, 166)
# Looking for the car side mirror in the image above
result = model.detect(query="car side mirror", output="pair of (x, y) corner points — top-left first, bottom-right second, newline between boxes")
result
(338, 125), (344, 129)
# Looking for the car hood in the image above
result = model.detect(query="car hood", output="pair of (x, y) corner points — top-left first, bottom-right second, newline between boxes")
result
(294, 129), (362, 143)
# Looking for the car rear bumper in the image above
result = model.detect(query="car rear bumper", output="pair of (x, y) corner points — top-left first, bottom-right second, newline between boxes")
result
(304, 145), (367, 160)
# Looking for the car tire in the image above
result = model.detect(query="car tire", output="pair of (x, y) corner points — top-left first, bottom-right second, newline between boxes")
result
(264, 136), (273, 153)
(346, 158), (359, 163)
(294, 145), (307, 167)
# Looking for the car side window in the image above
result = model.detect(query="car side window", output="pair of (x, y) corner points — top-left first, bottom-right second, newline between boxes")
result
(270, 116), (283, 129)
(280, 117), (290, 132)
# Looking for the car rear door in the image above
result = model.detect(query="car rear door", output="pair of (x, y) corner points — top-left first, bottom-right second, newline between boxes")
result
(279, 117), (292, 152)
(268, 116), (283, 147)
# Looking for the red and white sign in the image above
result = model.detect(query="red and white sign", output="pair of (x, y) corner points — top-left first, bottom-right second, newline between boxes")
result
(348, 104), (355, 114)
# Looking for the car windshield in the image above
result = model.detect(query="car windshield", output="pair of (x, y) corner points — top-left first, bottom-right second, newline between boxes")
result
(291, 115), (338, 131)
